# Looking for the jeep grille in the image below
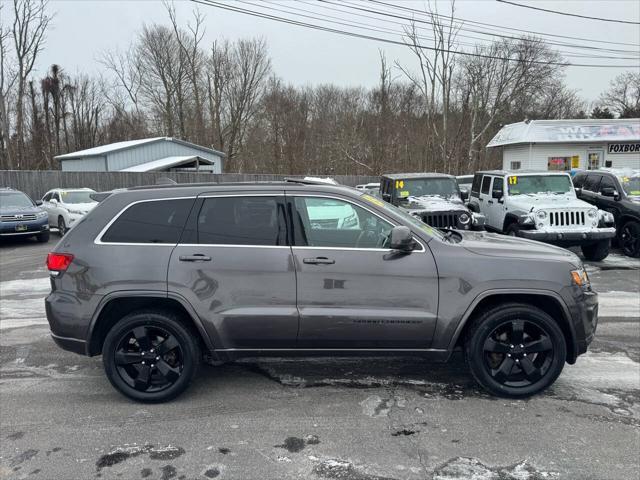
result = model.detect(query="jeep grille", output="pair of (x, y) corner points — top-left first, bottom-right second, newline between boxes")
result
(1, 214), (37, 222)
(548, 210), (586, 227)
(423, 213), (458, 229)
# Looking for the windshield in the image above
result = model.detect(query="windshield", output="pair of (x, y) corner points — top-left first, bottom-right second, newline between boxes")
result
(617, 174), (640, 196)
(359, 192), (446, 240)
(395, 178), (460, 199)
(507, 175), (573, 195)
(60, 190), (96, 204)
(0, 191), (34, 209)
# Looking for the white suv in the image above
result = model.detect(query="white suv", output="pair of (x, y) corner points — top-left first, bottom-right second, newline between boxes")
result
(41, 188), (97, 235)
(468, 171), (616, 261)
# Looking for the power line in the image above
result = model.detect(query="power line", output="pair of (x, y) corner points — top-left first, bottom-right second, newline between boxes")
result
(369, 0), (640, 47)
(315, 0), (639, 57)
(193, 0), (639, 68)
(496, 0), (640, 25)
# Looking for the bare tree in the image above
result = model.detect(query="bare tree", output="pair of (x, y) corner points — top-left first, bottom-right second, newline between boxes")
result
(11, 0), (51, 167)
(599, 71), (640, 118)
(0, 3), (18, 168)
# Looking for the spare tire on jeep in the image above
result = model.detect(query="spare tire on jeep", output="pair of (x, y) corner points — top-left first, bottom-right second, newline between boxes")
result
(581, 239), (610, 261)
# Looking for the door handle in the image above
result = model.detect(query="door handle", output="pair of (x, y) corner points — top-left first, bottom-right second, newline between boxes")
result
(179, 254), (211, 262)
(488, 200), (494, 204)
(303, 257), (335, 265)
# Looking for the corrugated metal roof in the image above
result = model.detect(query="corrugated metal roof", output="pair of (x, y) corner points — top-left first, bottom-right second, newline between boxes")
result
(119, 155), (215, 172)
(55, 137), (225, 160)
(487, 119), (640, 148)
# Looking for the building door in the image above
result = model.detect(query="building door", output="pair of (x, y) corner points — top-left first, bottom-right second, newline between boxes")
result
(587, 150), (604, 170)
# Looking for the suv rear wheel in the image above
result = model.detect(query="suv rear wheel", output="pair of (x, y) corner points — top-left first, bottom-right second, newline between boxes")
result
(465, 303), (566, 397)
(581, 239), (610, 261)
(103, 309), (200, 402)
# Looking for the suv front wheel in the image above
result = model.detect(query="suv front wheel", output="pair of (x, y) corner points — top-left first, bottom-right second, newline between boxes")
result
(465, 303), (566, 397)
(103, 309), (201, 402)
(581, 239), (610, 262)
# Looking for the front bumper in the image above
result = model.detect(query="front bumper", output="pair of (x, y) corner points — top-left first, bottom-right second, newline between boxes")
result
(574, 289), (598, 357)
(0, 218), (49, 236)
(517, 227), (616, 246)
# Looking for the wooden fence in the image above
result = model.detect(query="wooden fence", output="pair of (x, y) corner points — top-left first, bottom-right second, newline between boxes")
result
(0, 170), (379, 199)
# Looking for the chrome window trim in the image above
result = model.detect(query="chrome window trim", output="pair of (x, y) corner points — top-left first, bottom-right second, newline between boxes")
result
(287, 193), (426, 253)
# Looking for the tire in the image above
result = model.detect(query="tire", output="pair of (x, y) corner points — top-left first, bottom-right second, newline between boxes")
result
(505, 223), (520, 237)
(36, 230), (50, 243)
(581, 239), (610, 261)
(619, 220), (640, 258)
(465, 303), (566, 398)
(102, 309), (201, 403)
(58, 216), (67, 236)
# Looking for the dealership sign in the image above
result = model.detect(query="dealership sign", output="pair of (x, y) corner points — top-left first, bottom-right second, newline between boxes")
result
(608, 143), (640, 154)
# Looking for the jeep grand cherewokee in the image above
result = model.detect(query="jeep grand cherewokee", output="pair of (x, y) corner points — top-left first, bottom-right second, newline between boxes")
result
(468, 171), (616, 261)
(46, 181), (597, 402)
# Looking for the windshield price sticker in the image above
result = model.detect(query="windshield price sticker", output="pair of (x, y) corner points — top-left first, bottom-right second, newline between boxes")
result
(395, 180), (405, 189)
(508, 176), (518, 185)
(399, 190), (409, 198)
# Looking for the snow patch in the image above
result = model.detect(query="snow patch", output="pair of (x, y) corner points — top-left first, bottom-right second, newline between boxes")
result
(0, 277), (50, 297)
(597, 291), (640, 318)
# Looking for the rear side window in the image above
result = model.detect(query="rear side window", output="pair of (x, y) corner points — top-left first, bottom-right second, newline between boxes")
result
(101, 199), (193, 244)
(197, 196), (286, 246)
(480, 176), (492, 195)
(471, 174), (482, 195)
(583, 175), (601, 192)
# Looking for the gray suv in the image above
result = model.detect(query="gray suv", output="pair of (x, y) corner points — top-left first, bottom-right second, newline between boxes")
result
(46, 182), (598, 402)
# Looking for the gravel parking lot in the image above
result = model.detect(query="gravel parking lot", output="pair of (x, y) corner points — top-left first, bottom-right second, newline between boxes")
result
(1, 238), (639, 480)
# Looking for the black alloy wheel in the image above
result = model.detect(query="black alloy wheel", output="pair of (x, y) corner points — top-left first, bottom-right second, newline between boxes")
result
(103, 310), (200, 402)
(465, 303), (566, 397)
(482, 320), (553, 387)
(114, 325), (183, 393)
(620, 221), (640, 257)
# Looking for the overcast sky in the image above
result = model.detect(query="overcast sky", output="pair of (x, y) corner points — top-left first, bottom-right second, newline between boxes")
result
(5, 0), (640, 102)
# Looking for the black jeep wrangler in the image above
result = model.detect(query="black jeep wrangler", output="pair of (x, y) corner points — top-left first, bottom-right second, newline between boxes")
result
(380, 173), (485, 230)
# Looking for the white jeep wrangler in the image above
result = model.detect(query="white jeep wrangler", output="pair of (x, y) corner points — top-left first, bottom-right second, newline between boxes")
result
(468, 171), (616, 261)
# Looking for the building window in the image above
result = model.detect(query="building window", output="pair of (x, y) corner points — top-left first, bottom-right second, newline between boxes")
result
(510, 161), (521, 170)
(547, 157), (571, 171)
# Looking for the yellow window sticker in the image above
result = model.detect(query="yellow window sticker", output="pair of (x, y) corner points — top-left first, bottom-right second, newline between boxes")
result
(398, 190), (409, 198)
(508, 176), (518, 185)
(395, 180), (405, 189)
(361, 194), (385, 207)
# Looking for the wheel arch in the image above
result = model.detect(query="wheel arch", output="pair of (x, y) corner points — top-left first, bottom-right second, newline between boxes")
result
(87, 292), (214, 356)
(503, 213), (520, 232)
(618, 214), (639, 229)
(450, 290), (578, 364)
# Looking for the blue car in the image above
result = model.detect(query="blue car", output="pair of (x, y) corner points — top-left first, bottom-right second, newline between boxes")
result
(0, 188), (50, 242)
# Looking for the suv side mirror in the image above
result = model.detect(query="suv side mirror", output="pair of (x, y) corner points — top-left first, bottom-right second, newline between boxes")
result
(389, 226), (415, 252)
(35, 200), (43, 206)
(460, 188), (469, 201)
(491, 190), (503, 200)
(601, 186), (619, 198)
(382, 193), (391, 202)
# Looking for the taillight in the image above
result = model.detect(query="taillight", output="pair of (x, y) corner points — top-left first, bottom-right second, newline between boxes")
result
(47, 253), (74, 272)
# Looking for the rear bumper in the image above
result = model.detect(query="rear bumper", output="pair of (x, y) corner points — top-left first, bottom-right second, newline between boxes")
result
(517, 227), (616, 246)
(51, 333), (88, 355)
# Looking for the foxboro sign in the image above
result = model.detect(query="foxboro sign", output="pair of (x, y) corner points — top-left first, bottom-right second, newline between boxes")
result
(608, 143), (640, 154)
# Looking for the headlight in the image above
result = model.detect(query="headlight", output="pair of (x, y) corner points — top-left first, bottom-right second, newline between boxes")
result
(587, 209), (597, 218)
(342, 212), (358, 228)
(571, 269), (590, 288)
(67, 209), (85, 215)
(459, 213), (471, 224)
(36, 211), (47, 218)
(536, 210), (547, 220)
(599, 211), (614, 223)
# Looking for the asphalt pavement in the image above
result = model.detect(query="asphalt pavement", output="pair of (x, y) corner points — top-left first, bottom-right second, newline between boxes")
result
(0, 237), (639, 480)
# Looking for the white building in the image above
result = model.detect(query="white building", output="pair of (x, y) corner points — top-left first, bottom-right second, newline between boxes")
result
(487, 119), (640, 172)
(55, 137), (225, 173)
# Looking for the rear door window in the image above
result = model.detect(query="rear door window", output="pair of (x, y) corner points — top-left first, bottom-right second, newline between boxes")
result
(480, 176), (492, 195)
(583, 175), (601, 192)
(101, 198), (194, 244)
(196, 196), (286, 246)
(491, 177), (503, 197)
